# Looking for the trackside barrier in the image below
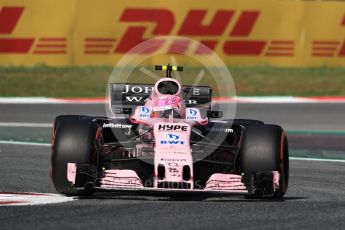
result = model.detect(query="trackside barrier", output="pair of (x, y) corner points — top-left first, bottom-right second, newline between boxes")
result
(1, 0), (345, 66)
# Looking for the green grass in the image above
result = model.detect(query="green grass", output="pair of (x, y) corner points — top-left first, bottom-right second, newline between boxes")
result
(0, 65), (112, 97)
(1, 65), (345, 97)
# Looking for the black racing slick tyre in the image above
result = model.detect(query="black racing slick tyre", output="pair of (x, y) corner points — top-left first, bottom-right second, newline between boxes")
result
(51, 115), (99, 196)
(240, 124), (289, 199)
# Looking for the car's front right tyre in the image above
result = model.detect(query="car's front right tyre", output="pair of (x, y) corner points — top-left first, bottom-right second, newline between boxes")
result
(239, 124), (289, 199)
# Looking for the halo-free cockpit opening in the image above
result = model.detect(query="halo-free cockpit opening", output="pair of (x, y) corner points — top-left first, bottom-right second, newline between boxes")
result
(157, 80), (180, 95)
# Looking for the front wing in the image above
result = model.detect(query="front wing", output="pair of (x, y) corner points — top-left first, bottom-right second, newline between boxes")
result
(67, 163), (280, 197)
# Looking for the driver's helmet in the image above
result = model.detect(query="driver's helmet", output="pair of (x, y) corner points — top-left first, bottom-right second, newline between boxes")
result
(150, 78), (185, 118)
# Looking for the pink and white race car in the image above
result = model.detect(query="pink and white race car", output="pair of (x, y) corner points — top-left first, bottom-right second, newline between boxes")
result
(51, 65), (289, 199)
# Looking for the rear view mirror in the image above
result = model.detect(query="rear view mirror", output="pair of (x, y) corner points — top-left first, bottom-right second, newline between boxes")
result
(207, 111), (223, 118)
(114, 108), (132, 114)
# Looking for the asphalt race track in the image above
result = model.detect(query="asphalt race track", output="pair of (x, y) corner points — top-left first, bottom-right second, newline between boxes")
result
(1, 103), (345, 229)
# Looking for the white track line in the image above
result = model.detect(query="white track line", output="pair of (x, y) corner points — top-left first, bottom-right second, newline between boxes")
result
(0, 122), (52, 127)
(289, 157), (345, 163)
(0, 192), (74, 206)
(0, 140), (51, 147)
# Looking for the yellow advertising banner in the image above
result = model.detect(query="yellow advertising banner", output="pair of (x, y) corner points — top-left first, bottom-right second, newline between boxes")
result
(0, 0), (76, 65)
(74, 0), (304, 66)
(1, 0), (345, 66)
(304, 1), (345, 66)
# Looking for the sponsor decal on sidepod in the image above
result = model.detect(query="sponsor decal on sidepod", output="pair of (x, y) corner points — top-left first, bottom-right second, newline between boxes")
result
(139, 106), (150, 118)
(158, 124), (188, 132)
(186, 108), (197, 120)
(161, 133), (185, 145)
(102, 123), (132, 129)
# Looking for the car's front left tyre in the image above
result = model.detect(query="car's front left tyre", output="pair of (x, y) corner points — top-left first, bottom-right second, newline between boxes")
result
(51, 115), (100, 196)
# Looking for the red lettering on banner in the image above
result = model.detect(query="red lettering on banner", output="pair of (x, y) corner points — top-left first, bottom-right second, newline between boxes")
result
(223, 41), (266, 55)
(338, 13), (345, 56)
(116, 27), (165, 53)
(223, 11), (265, 55)
(109, 8), (293, 57)
(115, 8), (174, 53)
(0, 7), (34, 53)
(0, 38), (33, 53)
(0, 7), (23, 34)
(179, 10), (234, 36)
(32, 37), (67, 54)
(265, 40), (295, 56)
(195, 40), (218, 54)
(84, 37), (115, 54)
(113, 8), (269, 55)
(312, 40), (339, 57)
(338, 48), (345, 56)
(168, 39), (190, 54)
(230, 11), (260, 37)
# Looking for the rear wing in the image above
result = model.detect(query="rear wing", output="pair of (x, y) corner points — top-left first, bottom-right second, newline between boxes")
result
(110, 83), (212, 116)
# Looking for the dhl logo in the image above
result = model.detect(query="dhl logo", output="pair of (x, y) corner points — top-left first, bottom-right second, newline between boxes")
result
(0, 6), (67, 54)
(1, 6), (345, 57)
(86, 8), (293, 56)
(311, 14), (345, 57)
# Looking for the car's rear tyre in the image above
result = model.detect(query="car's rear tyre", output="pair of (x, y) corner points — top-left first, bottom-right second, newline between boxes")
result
(51, 115), (99, 196)
(240, 124), (289, 199)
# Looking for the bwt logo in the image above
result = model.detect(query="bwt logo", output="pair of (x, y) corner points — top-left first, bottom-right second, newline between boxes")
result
(161, 134), (185, 145)
(188, 109), (197, 116)
(139, 106), (150, 118)
(160, 140), (185, 145)
(166, 133), (179, 140)
(186, 108), (197, 120)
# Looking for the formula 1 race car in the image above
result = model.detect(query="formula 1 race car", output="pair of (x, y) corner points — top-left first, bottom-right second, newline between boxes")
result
(51, 65), (289, 199)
